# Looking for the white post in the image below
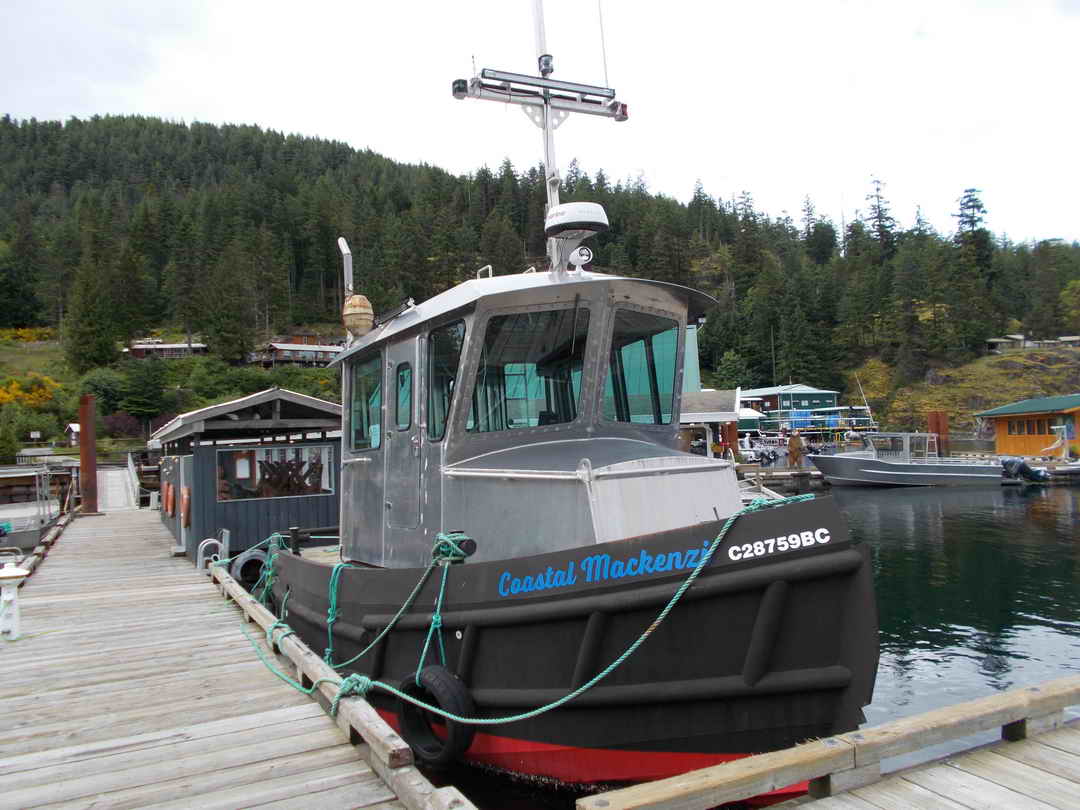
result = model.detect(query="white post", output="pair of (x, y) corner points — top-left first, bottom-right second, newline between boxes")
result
(0, 565), (30, 640)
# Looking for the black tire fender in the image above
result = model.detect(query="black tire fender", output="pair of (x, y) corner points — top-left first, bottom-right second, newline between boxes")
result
(397, 666), (476, 767)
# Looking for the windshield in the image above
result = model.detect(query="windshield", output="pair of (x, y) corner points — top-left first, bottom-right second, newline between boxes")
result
(467, 307), (590, 432)
(602, 310), (679, 425)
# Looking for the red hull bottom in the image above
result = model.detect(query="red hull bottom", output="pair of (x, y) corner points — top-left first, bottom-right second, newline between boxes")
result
(376, 709), (806, 805)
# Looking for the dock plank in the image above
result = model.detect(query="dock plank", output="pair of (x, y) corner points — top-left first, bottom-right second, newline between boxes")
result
(897, 762), (1058, 809)
(995, 736), (1080, 780)
(849, 778), (972, 809)
(944, 748), (1080, 808)
(0, 509), (466, 810)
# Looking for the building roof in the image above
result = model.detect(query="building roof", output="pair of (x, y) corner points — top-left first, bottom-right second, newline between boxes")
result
(66, 423), (80, 432)
(128, 342), (208, 349)
(740, 384), (839, 398)
(151, 387), (341, 444)
(681, 389), (738, 423)
(975, 393), (1080, 418)
(268, 343), (343, 353)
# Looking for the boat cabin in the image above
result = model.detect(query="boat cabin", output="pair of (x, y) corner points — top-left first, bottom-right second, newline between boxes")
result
(334, 270), (742, 568)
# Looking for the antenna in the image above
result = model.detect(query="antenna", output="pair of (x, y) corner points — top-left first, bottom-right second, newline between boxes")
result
(854, 373), (873, 426)
(452, 0), (628, 273)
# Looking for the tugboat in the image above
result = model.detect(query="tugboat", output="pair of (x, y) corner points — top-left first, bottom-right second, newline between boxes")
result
(268, 2), (878, 787)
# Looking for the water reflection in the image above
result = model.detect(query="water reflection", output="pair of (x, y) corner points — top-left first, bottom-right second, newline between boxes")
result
(830, 484), (1080, 730)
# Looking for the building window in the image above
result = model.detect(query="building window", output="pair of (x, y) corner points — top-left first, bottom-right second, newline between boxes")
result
(350, 353), (382, 450)
(1037, 418), (1047, 435)
(1007, 420), (1016, 435)
(216, 445), (334, 501)
(469, 308), (590, 432)
(1027, 419), (1036, 435)
(602, 309), (678, 425)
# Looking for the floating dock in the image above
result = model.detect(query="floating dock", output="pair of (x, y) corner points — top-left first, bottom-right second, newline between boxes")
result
(579, 675), (1080, 810)
(0, 508), (472, 809)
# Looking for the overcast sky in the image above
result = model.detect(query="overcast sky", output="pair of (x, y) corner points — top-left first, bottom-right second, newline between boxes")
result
(3, 0), (1079, 243)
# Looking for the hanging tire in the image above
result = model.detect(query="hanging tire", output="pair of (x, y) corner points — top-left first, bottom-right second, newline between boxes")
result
(397, 666), (476, 767)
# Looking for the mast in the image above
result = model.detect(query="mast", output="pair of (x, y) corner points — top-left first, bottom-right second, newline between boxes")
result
(452, 0), (628, 271)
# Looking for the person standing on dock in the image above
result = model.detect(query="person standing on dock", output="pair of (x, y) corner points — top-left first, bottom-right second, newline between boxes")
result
(788, 430), (805, 469)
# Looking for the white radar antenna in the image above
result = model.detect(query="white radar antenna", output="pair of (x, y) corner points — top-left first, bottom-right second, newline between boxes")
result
(452, 0), (628, 274)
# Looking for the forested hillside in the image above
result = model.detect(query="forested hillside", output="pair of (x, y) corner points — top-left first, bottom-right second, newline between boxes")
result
(2, 113), (1080, 400)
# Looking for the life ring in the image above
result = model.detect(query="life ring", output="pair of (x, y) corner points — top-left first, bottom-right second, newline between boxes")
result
(398, 666), (476, 767)
(164, 483), (175, 516)
(180, 487), (191, 528)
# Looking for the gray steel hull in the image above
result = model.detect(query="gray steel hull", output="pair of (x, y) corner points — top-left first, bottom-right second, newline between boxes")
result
(810, 454), (1009, 487)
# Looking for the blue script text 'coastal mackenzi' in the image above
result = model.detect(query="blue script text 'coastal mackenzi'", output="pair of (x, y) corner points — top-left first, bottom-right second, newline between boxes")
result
(495, 528), (832, 598)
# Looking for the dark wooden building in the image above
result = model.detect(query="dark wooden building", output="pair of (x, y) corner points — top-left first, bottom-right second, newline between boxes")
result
(152, 388), (341, 558)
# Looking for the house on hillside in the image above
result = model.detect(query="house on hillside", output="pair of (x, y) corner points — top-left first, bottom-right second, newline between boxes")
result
(986, 334), (1080, 353)
(280, 328), (346, 346)
(251, 343), (343, 368)
(126, 341), (208, 359)
(975, 393), (1080, 458)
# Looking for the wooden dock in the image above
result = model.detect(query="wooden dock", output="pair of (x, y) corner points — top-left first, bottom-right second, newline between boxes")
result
(579, 675), (1080, 810)
(0, 509), (471, 810)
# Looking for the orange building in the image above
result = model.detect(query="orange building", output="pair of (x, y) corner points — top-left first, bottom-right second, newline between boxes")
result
(975, 393), (1080, 458)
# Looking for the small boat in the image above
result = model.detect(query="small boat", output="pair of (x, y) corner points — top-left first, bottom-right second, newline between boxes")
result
(264, 3), (879, 788)
(809, 432), (1046, 487)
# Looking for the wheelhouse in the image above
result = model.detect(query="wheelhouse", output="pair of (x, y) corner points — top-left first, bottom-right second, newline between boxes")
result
(335, 271), (725, 568)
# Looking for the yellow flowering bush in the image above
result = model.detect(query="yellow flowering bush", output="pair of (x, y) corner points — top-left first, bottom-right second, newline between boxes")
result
(0, 373), (62, 407)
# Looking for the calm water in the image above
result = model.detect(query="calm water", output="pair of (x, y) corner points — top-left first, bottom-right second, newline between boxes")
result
(832, 483), (1080, 768)
(442, 483), (1080, 806)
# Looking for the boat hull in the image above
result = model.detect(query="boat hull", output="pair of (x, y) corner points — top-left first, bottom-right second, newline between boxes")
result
(810, 454), (1010, 487)
(270, 495), (877, 785)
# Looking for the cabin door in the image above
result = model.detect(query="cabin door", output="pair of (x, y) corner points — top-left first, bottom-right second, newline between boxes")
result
(385, 339), (421, 529)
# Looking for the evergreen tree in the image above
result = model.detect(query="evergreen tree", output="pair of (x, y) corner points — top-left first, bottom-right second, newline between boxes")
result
(0, 201), (45, 326)
(119, 357), (166, 431)
(202, 240), (257, 364)
(708, 349), (751, 389)
(954, 188), (987, 233)
(63, 242), (119, 375)
(1027, 241), (1063, 338)
(480, 212), (522, 275)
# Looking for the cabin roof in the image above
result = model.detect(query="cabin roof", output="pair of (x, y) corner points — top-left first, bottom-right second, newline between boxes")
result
(151, 387), (341, 444)
(267, 343), (343, 352)
(740, 384), (839, 398)
(681, 389), (738, 423)
(334, 270), (717, 366)
(975, 392), (1080, 418)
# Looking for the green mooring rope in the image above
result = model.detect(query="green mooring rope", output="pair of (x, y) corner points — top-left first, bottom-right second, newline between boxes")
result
(242, 495), (813, 725)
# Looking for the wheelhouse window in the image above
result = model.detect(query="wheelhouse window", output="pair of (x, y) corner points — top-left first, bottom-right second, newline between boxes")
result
(602, 310), (679, 425)
(428, 321), (465, 440)
(350, 353), (382, 450)
(395, 363), (412, 430)
(467, 307), (590, 432)
(216, 445), (334, 501)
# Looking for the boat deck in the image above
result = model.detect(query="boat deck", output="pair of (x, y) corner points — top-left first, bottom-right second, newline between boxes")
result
(0, 509), (449, 809)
